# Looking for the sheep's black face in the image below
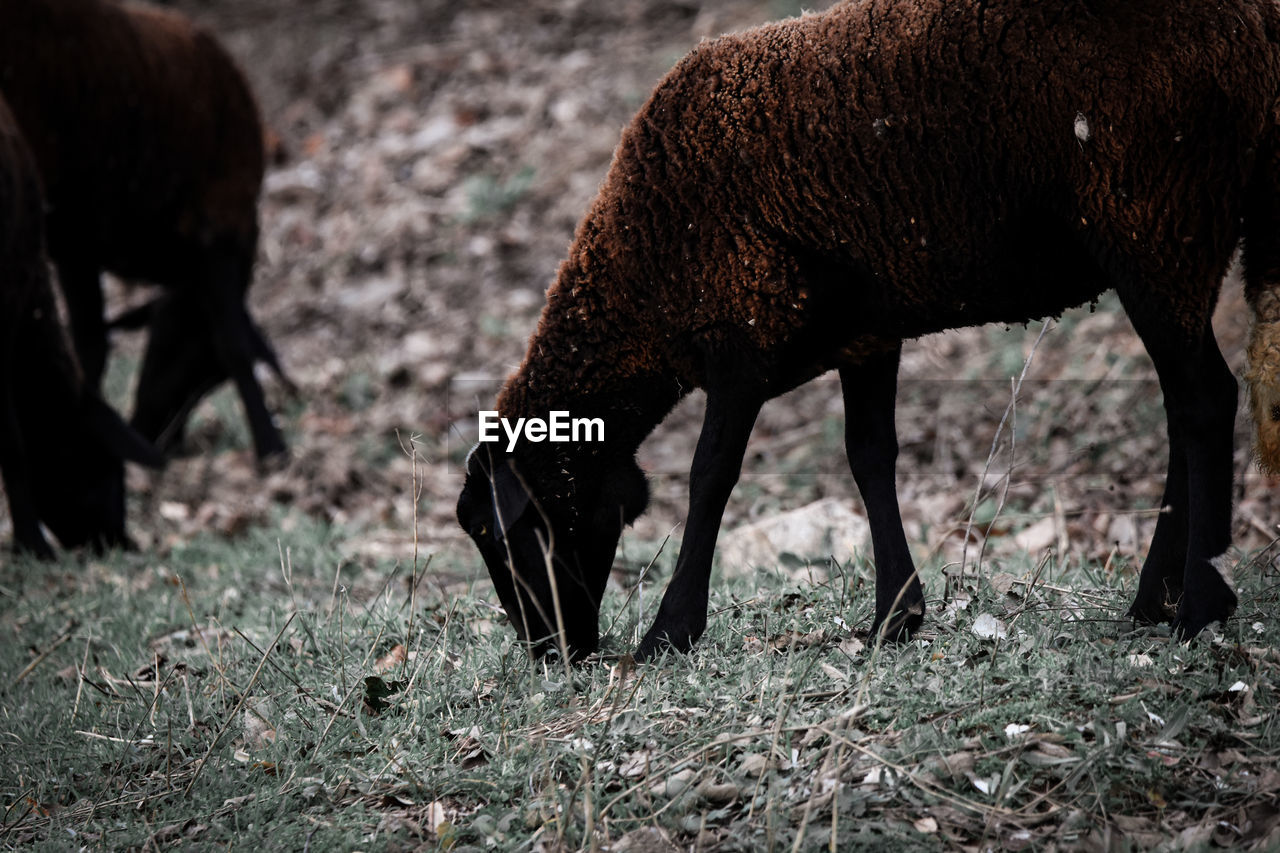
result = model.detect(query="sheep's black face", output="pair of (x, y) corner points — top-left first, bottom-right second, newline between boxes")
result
(457, 445), (648, 661)
(21, 394), (159, 551)
(24, 394), (163, 552)
(34, 444), (129, 551)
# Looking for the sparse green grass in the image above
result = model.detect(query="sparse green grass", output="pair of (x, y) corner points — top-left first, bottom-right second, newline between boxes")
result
(185, 385), (254, 455)
(2, 525), (1277, 851)
(100, 351), (139, 416)
(461, 166), (537, 223)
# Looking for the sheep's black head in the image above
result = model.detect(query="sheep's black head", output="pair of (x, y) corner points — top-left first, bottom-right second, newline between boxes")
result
(457, 443), (649, 661)
(22, 394), (164, 552)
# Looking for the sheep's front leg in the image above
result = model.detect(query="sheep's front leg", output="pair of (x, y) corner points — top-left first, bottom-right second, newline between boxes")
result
(636, 383), (763, 659)
(1125, 319), (1237, 639)
(839, 348), (925, 640)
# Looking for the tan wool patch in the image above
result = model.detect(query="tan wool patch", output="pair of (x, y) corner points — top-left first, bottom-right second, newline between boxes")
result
(1246, 319), (1280, 475)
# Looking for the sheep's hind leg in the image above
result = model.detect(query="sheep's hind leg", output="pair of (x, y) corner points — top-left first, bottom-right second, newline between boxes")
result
(131, 293), (223, 455)
(55, 259), (108, 388)
(1124, 315), (1237, 639)
(197, 249), (287, 465)
(636, 379), (763, 660)
(1126, 416), (1188, 625)
(840, 348), (925, 641)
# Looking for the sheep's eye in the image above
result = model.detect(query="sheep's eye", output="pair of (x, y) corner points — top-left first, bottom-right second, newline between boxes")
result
(478, 524), (488, 537)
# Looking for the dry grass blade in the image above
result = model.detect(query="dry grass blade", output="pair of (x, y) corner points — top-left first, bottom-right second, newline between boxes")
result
(185, 612), (297, 795)
(960, 318), (1052, 581)
(11, 619), (76, 687)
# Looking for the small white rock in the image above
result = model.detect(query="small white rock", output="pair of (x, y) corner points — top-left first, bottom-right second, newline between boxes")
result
(718, 498), (870, 576)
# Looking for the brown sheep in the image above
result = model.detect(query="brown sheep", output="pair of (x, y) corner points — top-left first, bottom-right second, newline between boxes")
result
(0, 0), (289, 464)
(0, 94), (163, 557)
(457, 0), (1280, 661)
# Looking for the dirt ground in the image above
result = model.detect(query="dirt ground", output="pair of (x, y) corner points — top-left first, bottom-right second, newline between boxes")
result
(10, 0), (1280, 584)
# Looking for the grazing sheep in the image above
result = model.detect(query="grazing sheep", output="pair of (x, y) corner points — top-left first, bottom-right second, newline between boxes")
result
(0, 0), (289, 463)
(457, 0), (1280, 661)
(0, 95), (163, 557)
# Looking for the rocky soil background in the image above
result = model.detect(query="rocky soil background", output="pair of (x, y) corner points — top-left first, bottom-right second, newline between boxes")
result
(12, 0), (1280, 590)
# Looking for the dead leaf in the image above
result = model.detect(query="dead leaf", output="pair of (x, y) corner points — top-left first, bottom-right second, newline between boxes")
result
(860, 767), (894, 788)
(242, 698), (277, 751)
(913, 816), (938, 834)
(374, 644), (407, 673)
(820, 662), (849, 683)
(618, 750), (651, 778)
(927, 750), (975, 780)
(695, 779), (739, 803)
(739, 753), (772, 777)
(363, 676), (407, 714)
(425, 801), (448, 834)
(1031, 741), (1074, 759)
(1013, 517), (1056, 551)
(159, 501), (190, 522)
(968, 772), (998, 796)
(840, 636), (865, 656)
(650, 768), (696, 799)
(769, 629), (828, 652)
(971, 613), (1008, 640)
(149, 624), (236, 655)
(612, 826), (679, 853)
(444, 726), (488, 769)
(989, 572), (1019, 596)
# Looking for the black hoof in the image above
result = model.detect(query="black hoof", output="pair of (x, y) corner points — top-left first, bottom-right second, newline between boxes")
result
(636, 621), (702, 662)
(255, 446), (291, 475)
(1172, 595), (1237, 641)
(869, 601), (925, 643)
(1170, 559), (1237, 640)
(1126, 593), (1178, 626)
(13, 536), (56, 561)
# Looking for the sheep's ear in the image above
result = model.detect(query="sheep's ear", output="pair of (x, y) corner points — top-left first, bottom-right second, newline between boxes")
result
(85, 396), (166, 470)
(491, 461), (530, 537)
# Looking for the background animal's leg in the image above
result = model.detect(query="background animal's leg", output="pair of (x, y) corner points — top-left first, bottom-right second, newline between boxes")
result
(1127, 418), (1188, 624)
(131, 294), (222, 455)
(637, 382), (763, 659)
(197, 251), (287, 464)
(55, 259), (107, 387)
(1124, 313), (1237, 638)
(247, 317), (297, 394)
(0, 389), (54, 558)
(839, 347), (925, 640)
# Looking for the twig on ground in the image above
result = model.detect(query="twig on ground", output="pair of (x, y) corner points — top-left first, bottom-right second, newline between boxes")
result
(12, 619), (77, 687)
(185, 612), (297, 795)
